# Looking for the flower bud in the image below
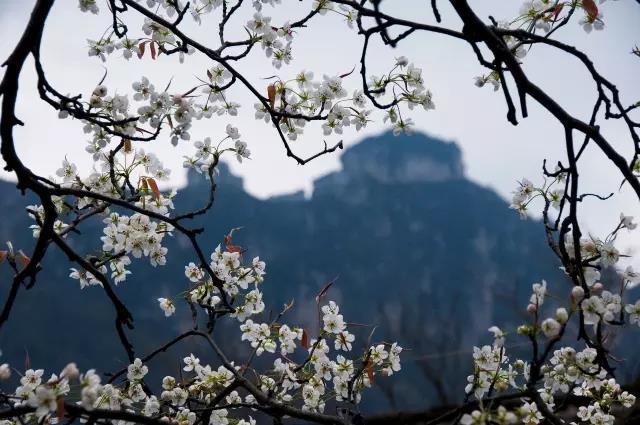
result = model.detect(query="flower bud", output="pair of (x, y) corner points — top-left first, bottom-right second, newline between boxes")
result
(592, 282), (604, 294)
(495, 380), (508, 392)
(395, 56), (409, 67)
(89, 95), (103, 108)
(61, 362), (79, 380)
(571, 286), (585, 302)
(172, 95), (185, 106)
(92, 85), (107, 97)
(527, 303), (537, 313)
(541, 318), (561, 338)
(517, 325), (531, 336)
(162, 376), (176, 391)
(0, 363), (10, 380)
(555, 307), (569, 324)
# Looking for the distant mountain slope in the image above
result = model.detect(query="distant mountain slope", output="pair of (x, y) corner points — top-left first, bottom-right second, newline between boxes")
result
(0, 131), (564, 410)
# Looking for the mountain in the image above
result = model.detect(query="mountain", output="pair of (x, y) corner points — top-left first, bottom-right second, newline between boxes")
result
(0, 131), (566, 410)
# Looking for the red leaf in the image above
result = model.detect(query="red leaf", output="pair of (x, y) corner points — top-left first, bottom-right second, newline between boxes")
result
(301, 329), (309, 349)
(206, 69), (213, 81)
(315, 278), (336, 304)
(25, 349), (31, 371)
(552, 4), (563, 19)
(227, 245), (242, 254)
(224, 227), (243, 253)
(150, 42), (157, 60)
(17, 250), (30, 267)
(123, 139), (132, 153)
(0, 250), (7, 264)
(224, 238), (242, 253)
(267, 84), (276, 108)
(182, 86), (199, 97)
(57, 397), (65, 420)
(583, 0), (598, 20)
(339, 332), (347, 346)
(137, 42), (146, 59)
(145, 177), (161, 201)
(339, 66), (356, 79)
(365, 360), (375, 383)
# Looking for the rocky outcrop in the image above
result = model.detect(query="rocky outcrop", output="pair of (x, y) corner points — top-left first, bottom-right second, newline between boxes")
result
(314, 132), (464, 198)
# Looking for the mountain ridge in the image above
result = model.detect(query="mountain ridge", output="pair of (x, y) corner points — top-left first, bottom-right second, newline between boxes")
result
(0, 131), (563, 410)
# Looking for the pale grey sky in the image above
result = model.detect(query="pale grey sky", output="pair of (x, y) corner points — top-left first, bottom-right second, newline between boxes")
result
(1, 0), (639, 256)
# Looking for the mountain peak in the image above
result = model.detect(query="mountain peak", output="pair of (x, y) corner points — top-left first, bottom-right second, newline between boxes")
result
(314, 131), (465, 196)
(183, 131), (466, 200)
(342, 131), (464, 183)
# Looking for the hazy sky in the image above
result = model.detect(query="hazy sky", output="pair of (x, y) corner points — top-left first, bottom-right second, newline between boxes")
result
(1, 1), (639, 255)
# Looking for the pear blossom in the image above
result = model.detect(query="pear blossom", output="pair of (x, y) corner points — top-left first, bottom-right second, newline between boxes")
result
(541, 318), (561, 338)
(529, 280), (547, 306)
(78, 0), (99, 14)
(625, 300), (640, 325)
(488, 326), (505, 347)
(158, 297), (176, 317)
(127, 358), (148, 381)
(620, 213), (637, 230)
(0, 364), (10, 380)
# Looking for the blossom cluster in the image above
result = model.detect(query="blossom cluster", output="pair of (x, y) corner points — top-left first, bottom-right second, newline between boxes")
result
(509, 174), (640, 327)
(97, 210), (172, 283)
(76, 0), (437, 153)
(26, 149), (179, 287)
(176, 243), (267, 319)
(3, 1), (631, 425)
(256, 72), (372, 140)
(182, 124), (250, 175)
(24, 146), (179, 287)
(0, 238), (404, 423)
(516, 0), (608, 34)
(474, 1), (618, 91)
(509, 169), (567, 219)
(161, 242), (403, 413)
(460, 224), (640, 425)
(0, 357), (256, 425)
